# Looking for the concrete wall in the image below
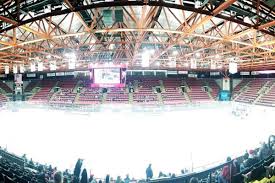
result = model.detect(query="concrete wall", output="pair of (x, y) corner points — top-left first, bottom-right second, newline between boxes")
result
(215, 79), (222, 89)
(215, 78), (242, 90)
(232, 79), (242, 89)
(23, 81), (31, 90)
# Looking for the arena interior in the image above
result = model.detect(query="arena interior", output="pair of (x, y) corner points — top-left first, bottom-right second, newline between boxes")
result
(0, 0), (274, 183)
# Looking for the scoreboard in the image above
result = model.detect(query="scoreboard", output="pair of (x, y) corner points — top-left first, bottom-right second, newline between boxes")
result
(89, 64), (127, 88)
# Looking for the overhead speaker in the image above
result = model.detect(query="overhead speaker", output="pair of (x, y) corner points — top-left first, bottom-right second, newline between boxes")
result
(115, 10), (123, 22)
(103, 10), (113, 26)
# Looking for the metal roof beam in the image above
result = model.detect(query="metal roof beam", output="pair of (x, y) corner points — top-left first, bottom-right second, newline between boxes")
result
(258, 20), (275, 30)
(63, 0), (90, 31)
(0, 15), (49, 42)
(149, 0), (237, 64)
(0, 1), (274, 36)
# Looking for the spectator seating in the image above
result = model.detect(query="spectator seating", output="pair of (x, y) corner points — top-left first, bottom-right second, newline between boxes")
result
(206, 79), (220, 99)
(232, 79), (251, 99)
(30, 80), (56, 102)
(50, 80), (77, 104)
(235, 79), (270, 104)
(2, 77), (275, 107)
(77, 87), (102, 104)
(56, 79), (77, 89)
(232, 155), (275, 183)
(133, 79), (159, 104)
(186, 79), (212, 101)
(50, 89), (77, 104)
(105, 88), (129, 103)
(0, 154), (43, 183)
(248, 176), (275, 183)
(256, 80), (275, 107)
(0, 93), (8, 106)
(161, 78), (187, 104)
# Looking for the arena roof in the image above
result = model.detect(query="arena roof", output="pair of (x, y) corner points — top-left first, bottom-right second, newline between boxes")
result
(0, 0), (274, 73)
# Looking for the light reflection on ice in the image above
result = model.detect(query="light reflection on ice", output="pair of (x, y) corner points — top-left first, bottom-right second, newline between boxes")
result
(0, 103), (274, 179)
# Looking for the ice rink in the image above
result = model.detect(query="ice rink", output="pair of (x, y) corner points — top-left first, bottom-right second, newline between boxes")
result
(0, 102), (274, 179)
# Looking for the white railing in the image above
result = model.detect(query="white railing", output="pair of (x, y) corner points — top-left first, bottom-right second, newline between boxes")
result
(0, 101), (232, 112)
(1, 101), (274, 115)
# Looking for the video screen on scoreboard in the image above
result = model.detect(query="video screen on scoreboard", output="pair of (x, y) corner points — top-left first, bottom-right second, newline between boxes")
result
(94, 68), (120, 84)
(89, 64), (127, 87)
